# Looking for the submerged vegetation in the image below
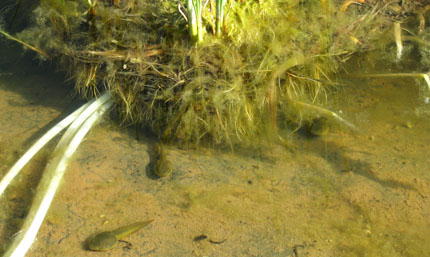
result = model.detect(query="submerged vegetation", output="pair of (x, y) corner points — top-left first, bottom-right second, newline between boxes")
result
(1, 1), (430, 255)
(3, 0), (430, 146)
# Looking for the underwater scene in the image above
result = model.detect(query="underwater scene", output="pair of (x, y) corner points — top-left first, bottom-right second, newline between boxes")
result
(1, 0), (430, 256)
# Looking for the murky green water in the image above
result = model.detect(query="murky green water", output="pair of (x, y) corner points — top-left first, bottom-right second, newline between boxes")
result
(1, 41), (430, 257)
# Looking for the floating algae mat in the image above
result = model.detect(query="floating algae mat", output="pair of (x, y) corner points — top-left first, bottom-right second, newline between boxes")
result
(3, 0), (405, 146)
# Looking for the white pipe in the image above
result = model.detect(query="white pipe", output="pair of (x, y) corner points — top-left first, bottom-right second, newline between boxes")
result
(0, 102), (91, 196)
(53, 93), (111, 152)
(3, 93), (113, 257)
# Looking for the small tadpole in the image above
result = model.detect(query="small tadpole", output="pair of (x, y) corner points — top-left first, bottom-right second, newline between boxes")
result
(193, 234), (207, 242)
(193, 234), (227, 244)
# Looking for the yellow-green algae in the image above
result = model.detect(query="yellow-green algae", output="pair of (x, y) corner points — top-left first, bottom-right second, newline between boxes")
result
(7, 0), (428, 146)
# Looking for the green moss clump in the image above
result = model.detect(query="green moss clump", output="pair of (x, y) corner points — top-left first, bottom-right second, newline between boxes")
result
(9, 0), (419, 146)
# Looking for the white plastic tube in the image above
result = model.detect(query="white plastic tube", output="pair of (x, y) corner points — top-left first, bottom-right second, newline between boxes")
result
(0, 102), (90, 196)
(53, 93), (112, 152)
(3, 93), (113, 257)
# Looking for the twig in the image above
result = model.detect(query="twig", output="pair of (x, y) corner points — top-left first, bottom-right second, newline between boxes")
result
(0, 30), (49, 59)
